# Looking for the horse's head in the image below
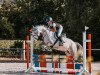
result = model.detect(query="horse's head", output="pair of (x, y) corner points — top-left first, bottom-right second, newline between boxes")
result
(31, 26), (39, 41)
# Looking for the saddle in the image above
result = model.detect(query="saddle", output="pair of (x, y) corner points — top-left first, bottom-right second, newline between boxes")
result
(52, 33), (66, 46)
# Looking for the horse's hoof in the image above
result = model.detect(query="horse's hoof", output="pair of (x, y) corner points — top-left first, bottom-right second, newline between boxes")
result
(50, 45), (53, 48)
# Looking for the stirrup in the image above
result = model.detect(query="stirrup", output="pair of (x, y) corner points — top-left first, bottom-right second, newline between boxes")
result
(50, 45), (53, 48)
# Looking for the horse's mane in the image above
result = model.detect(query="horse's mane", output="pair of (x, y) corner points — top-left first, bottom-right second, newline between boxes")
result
(34, 25), (48, 30)
(34, 25), (47, 28)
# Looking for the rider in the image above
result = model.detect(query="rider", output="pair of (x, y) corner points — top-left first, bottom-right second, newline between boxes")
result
(45, 16), (64, 46)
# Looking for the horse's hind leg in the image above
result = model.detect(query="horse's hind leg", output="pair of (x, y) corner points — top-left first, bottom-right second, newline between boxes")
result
(53, 55), (59, 62)
(66, 45), (78, 61)
(64, 50), (72, 62)
(76, 42), (83, 62)
(71, 46), (78, 61)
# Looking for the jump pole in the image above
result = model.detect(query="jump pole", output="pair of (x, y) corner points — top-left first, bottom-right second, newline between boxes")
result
(26, 35), (30, 69)
(25, 28), (33, 69)
(77, 26), (92, 75)
(88, 34), (92, 73)
(25, 32), (34, 72)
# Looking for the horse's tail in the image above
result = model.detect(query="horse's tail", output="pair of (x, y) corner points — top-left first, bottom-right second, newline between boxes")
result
(75, 42), (83, 56)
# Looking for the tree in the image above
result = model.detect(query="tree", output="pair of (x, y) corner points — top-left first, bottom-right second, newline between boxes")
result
(0, 0), (100, 48)
(0, 17), (15, 39)
(0, 1), (15, 39)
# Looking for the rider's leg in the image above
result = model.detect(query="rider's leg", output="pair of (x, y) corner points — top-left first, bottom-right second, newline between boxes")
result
(57, 35), (63, 46)
(57, 27), (64, 46)
(55, 33), (63, 46)
(50, 26), (63, 47)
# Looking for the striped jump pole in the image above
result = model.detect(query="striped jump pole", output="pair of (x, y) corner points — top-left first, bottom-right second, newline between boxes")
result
(88, 34), (92, 73)
(32, 54), (83, 74)
(77, 26), (92, 75)
(25, 31), (34, 72)
(26, 35), (30, 69)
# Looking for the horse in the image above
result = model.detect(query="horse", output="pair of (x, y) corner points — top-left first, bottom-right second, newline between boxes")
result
(31, 25), (83, 61)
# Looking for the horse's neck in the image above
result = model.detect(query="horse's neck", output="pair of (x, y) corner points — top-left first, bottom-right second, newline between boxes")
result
(42, 29), (56, 44)
(37, 26), (56, 44)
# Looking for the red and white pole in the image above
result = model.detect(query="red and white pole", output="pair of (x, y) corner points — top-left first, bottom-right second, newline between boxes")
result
(88, 34), (92, 73)
(26, 35), (30, 69)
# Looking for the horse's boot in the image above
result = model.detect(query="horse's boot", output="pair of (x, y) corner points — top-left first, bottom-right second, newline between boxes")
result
(50, 45), (54, 48)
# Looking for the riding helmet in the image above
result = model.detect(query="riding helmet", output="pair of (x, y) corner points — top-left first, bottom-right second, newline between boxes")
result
(45, 16), (53, 22)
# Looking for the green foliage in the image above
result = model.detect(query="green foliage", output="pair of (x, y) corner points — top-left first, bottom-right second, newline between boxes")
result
(0, 17), (15, 39)
(10, 41), (22, 48)
(0, 49), (20, 58)
(0, 40), (22, 48)
(0, 0), (100, 48)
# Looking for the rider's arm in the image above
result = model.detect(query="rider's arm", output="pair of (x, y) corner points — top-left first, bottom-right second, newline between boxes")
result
(51, 23), (57, 32)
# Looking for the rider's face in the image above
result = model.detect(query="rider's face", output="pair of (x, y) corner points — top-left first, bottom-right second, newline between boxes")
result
(47, 21), (51, 25)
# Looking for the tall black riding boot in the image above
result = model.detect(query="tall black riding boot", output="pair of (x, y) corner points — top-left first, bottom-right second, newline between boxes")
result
(58, 37), (63, 46)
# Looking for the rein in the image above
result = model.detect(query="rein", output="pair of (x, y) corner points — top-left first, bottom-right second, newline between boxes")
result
(31, 32), (38, 40)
